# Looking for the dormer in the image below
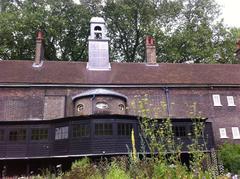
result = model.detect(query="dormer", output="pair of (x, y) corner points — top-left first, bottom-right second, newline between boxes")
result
(87, 17), (111, 71)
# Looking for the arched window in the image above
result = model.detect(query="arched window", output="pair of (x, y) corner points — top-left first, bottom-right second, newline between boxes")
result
(94, 26), (102, 39)
(94, 26), (102, 31)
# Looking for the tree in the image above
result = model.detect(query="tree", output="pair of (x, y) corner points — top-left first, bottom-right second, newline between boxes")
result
(104, 0), (238, 63)
(0, 0), (238, 64)
(103, 0), (183, 62)
(0, 0), (92, 61)
(155, 0), (237, 63)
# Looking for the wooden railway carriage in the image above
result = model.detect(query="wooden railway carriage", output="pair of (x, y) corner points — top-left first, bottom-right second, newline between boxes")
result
(0, 115), (214, 160)
(0, 115), (214, 174)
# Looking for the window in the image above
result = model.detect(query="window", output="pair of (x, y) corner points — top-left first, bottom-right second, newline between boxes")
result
(118, 123), (132, 136)
(119, 104), (125, 111)
(96, 102), (109, 109)
(232, 127), (240, 139)
(0, 130), (4, 141)
(190, 125), (203, 137)
(9, 129), (26, 141)
(95, 32), (102, 39)
(212, 94), (222, 106)
(55, 126), (69, 140)
(95, 123), (112, 136)
(73, 124), (90, 138)
(227, 96), (236, 106)
(31, 128), (48, 141)
(173, 126), (186, 137)
(94, 26), (102, 31)
(219, 128), (228, 138)
(77, 104), (84, 111)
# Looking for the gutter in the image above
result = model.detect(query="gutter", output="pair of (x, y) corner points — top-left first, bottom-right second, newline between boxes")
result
(1, 83), (240, 88)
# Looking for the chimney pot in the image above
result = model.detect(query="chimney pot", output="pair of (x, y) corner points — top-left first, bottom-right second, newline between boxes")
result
(33, 30), (44, 67)
(236, 38), (240, 60)
(37, 31), (44, 40)
(145, 36), (157, 65)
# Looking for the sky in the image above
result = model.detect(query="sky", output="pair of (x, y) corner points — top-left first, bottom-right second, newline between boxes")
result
(215, 0), (240, 27)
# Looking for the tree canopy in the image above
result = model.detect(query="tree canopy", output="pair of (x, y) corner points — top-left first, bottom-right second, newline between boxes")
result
(0, 0), (239, 63)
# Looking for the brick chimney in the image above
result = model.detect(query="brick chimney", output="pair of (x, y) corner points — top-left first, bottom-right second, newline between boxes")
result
(33, 31), (44, 67)
(145, 36), (157, 65)
(236, 38), (240, 60)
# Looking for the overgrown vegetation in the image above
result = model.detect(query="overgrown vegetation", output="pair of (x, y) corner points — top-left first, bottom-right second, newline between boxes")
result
(218, 143), (240, 175)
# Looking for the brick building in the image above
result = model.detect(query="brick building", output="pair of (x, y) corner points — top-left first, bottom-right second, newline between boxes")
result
(0, 17), (239, 174)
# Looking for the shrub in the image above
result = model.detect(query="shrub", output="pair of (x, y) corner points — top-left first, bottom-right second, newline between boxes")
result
(105, 160), (131, 179)
(64, 157), (101, 179)
(218, 143), (240, 174)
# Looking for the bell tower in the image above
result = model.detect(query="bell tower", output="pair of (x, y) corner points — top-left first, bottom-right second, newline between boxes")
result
(87, 17), (111, 71)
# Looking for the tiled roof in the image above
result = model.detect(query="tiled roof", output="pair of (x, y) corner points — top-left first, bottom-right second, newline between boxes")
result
(0, 60), (240, 85)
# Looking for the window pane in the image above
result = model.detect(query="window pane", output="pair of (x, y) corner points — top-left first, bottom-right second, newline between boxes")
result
(0, 130), (4, 141)
(55, 126), (69, 140)
(219, 128), (228, 138)
(118, 123), (132, 136)
(173, 126), (186, 137)
(232, 127), (240, 139)
(227, 96), (236, 106)
(9, 129), (26, 141)
(95, 123), (112, 136)
(31, 128), (48, 141)
(73, 124), (90, 138)
(212, 94), (222, 106)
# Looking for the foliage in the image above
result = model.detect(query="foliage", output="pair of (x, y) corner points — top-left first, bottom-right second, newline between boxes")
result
(105, 159), (131, 179)
(0, 0), (238, 64)
(64, 157), (101, 179)
(218, 143), (240, 174)
(0, 0), (93, 61)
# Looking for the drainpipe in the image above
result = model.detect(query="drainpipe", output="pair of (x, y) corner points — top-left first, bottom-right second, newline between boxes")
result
(164, 87), (170, 117)
(91, 94), (96, 114)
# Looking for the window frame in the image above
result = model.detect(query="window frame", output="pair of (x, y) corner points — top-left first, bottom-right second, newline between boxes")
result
(173, 126), (187, 137)
(219, 128), (228, 139)
(232, 127), (240, 139)
(212, 94), (222, 106)
(72, 124), (90, 138)
(55, 126), (69, 140)
(227, 96), (236, 106)
(117, 123), (132, 136)
(0, 129), (4, 142)
(31, 128), (49, 141)
(94, 123), (113, 136)
(9, 128), (27, 142)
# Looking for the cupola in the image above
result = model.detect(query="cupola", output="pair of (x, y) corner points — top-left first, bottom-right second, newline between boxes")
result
(87, 17), (111, 71)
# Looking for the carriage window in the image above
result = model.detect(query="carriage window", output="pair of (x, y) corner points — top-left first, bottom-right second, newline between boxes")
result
(73, 124), (90, 138)
(95, 123), (112, 136)
(173, 126), (186, 137)
(9, 129), (26, 141)
(118, 123), (132, 136)
(55, 126), (69, 140)
(31, 128), (48, 141)
(0, 130), (4, 141)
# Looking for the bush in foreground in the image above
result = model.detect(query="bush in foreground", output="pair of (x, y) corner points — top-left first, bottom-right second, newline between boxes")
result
(219, 143), (240, 175)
